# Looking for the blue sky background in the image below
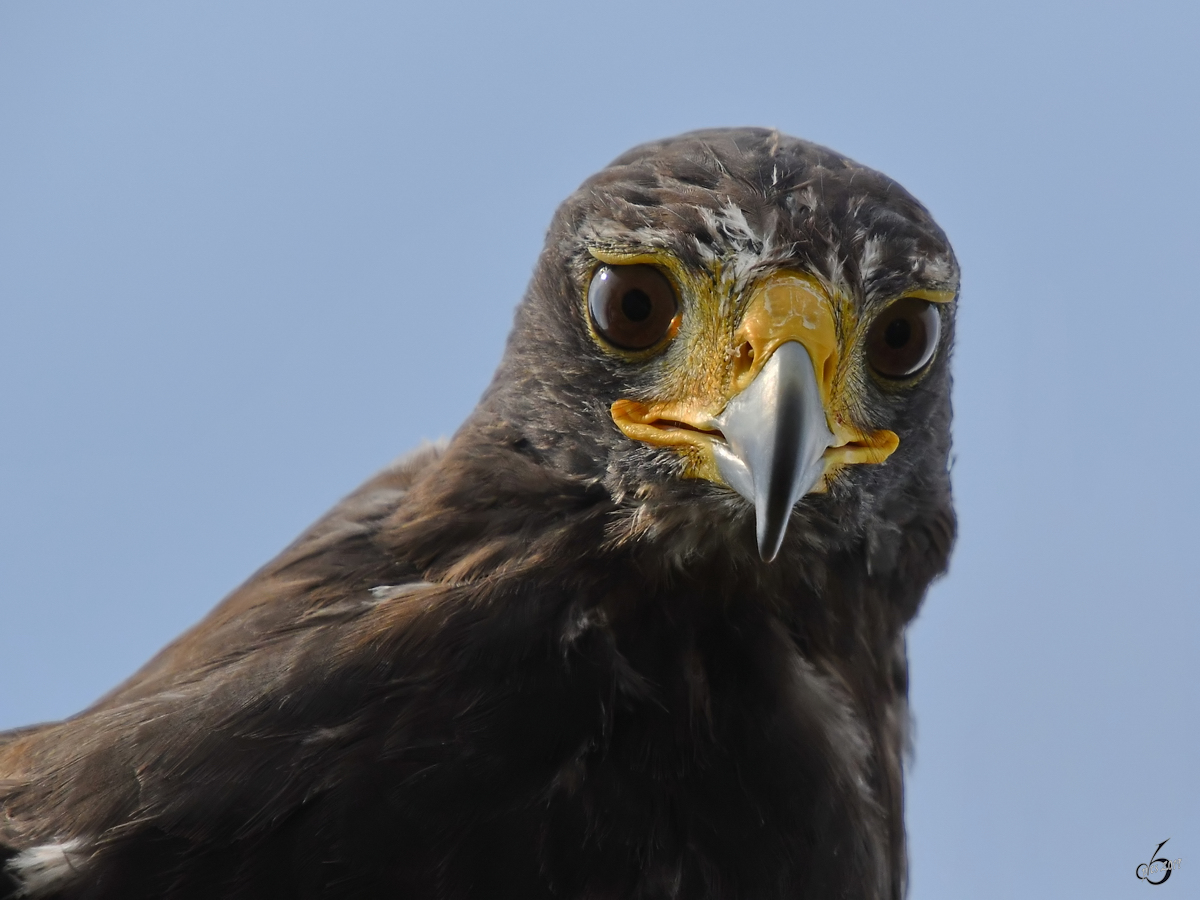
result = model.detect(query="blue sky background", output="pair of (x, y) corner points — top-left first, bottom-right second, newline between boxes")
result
(2, 2), (1197, 897)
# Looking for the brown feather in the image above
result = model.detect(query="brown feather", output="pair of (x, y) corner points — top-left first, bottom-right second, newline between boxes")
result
(1, 128), (957, 900)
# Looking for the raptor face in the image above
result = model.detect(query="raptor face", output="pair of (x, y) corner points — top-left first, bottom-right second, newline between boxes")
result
(493, 128), (958, 567)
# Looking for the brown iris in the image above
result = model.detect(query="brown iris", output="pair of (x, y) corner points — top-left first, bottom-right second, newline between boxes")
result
(865, 297), (941, 379)
(588, 264), (679, 351)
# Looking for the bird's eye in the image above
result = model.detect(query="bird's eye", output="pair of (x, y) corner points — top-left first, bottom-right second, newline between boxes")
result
(587, 264), (679, 351)
(865, 297), (941, 379)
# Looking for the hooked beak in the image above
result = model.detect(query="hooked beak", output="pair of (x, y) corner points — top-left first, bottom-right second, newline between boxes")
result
(710, 341), (831, 561)
(611, 271), (899, 561)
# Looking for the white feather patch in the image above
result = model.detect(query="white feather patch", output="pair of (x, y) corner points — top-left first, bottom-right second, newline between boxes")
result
(8, 839), (89, 897)
(368, 581), (436, 603)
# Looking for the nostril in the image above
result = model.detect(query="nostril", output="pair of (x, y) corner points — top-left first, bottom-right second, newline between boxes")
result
(735, 342), (755, 370)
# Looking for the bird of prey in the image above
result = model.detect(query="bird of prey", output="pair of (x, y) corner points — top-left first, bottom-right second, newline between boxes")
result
(0, 127), (958, 899)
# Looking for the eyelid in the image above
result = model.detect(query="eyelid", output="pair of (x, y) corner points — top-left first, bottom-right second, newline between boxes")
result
(586, 247), (693, 294)
(898, 288), (956, 304)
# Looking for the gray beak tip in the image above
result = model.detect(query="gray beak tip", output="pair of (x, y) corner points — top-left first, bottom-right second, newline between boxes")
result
(757, 528), (785, 563)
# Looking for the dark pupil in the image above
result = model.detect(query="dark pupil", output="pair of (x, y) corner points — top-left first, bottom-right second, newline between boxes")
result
(884, 317), (911, 349)
(621, 289), (653, 322)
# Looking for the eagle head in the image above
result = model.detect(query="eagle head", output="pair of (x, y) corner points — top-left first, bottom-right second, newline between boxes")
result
(472, 127), (958, 583)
